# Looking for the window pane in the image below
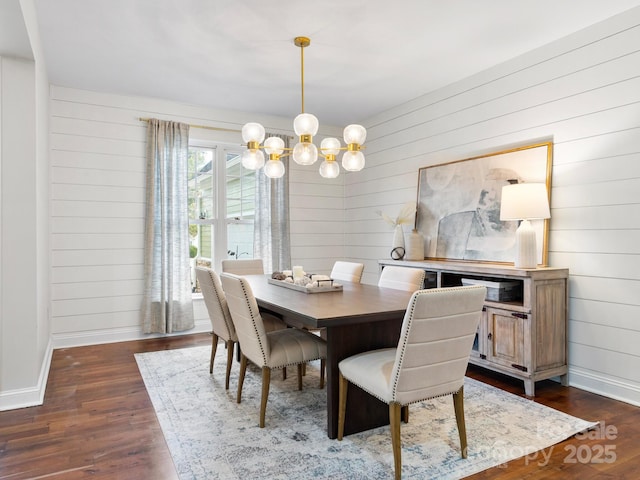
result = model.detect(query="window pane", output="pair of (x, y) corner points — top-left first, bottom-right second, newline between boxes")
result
(189, 223), (214, 294)
(189, 148), (215, 220)
(227, 222), (254, 259)
(226, 198), (241, 218)
(242, 200), (255, 218)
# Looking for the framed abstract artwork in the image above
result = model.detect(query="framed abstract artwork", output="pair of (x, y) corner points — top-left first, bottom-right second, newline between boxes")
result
(415, 142), (553, 265)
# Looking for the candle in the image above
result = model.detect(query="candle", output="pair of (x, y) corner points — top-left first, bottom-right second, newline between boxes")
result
(292, 265), (304, 279)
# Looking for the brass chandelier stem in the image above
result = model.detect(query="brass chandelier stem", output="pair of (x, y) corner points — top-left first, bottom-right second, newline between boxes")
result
(294, 36), (310, 114)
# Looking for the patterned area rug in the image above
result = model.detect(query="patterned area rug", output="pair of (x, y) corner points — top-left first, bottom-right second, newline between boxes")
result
(135, 345), (595, 480)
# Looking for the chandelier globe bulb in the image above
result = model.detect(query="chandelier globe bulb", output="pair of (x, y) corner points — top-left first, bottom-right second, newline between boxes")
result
(319, 160), (340, 178)
(264, 159), (285, 178)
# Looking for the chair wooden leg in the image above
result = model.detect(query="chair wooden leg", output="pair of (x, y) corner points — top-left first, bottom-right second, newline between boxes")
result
(209, 333), (219, 374)
(389, 403), (402, 480)
(237, 354), (248, 404)
(402, 405), (409, 423)
(297, 364), (303, 390)
(283, 366), (287, 380)
(453, 386), (468, 459)
(319, 359), (325, 389)
(260, 367), (271, 428)
(337, 372), (348, 440)
(224, 340), (234, 390)
(302, 362), (307, 376)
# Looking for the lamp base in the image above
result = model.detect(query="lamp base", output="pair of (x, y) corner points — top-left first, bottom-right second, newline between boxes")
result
(514, 219), (538, 269)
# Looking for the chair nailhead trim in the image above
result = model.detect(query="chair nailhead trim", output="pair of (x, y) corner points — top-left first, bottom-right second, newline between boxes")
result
(390, 285), (485, 401)
(238, 276), (268, 366)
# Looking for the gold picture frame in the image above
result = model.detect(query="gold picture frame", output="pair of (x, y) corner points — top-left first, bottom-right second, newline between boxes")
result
(415, 142), (553, 265)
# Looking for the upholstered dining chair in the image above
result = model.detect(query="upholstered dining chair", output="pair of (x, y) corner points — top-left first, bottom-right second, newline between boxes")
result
(195, 267), (237, 390)
(378, 265), (426, 292)
(330, 261), (365, 283)
(337, 285), (487, 480)
(220, 258), (287, 333)
(220, 272), (327, 428)
(221, 258), (265, 275)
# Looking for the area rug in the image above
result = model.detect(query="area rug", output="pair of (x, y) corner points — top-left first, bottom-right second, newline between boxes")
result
(135, 345), (595, 480)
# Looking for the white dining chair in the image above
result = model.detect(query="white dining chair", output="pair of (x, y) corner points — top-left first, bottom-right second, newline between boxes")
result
(195, 267), (237, 389)
(337, 285), (487, 479)
(330, 261), (364, 283)
(221, 258), (265, 275)
(220, 258), (287, 333)
(220, 272), (327, 428)
(378, 266), (425, 292)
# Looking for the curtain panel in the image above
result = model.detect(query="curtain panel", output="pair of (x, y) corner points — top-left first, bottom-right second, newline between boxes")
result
(141, 119), (194, 333)
(254, 133), (292, 273)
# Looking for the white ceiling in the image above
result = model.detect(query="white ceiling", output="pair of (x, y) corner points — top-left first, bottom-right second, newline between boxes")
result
(22, 1), (640, 125)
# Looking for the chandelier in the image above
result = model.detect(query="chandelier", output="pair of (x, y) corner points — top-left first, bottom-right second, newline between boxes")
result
(241, 36), (367, 179)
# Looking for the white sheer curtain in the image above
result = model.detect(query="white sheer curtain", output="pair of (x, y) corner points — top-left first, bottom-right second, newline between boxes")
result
(141, 118), (194, 333)
(254, 133), (291, 273)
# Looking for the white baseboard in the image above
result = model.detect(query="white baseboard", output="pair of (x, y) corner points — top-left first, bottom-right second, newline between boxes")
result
(568, 366), (640, 408)
(52, 319), (212, 349)
(0, 337), (54, 411)
(1, 320), (211, 412)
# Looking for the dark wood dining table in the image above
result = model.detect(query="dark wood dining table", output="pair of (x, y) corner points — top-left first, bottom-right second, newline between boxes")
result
(242, 274), (414, 439)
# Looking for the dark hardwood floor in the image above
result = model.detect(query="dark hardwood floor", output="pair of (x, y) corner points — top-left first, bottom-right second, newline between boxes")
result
(1, 333), (638, 479)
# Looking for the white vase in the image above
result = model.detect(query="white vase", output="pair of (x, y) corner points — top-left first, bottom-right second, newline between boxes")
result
(405, 229), (425, 261)
(390, 225), (405, 260)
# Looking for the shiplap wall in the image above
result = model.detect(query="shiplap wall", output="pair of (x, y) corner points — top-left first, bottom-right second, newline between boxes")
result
(48, 7), (640, 405)
(50, 87), (344, 347)
(345, 8), (640, 405)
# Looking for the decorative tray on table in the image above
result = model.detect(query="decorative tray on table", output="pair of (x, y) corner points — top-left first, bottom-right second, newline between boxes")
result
(268, 274), (343, 294)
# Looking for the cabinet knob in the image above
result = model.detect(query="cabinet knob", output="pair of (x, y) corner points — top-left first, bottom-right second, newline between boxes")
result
(487, 333), (492, 340)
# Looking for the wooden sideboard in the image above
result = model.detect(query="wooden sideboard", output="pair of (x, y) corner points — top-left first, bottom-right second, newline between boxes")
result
(378, 259), (569, 396)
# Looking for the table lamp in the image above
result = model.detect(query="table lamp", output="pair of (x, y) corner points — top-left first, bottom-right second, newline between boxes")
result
(500, 183), (550, 269)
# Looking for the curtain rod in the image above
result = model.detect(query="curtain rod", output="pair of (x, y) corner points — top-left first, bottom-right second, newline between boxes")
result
(138, 117), (241, 133)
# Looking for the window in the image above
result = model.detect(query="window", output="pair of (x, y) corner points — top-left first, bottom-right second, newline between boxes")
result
(187, 144), (256, 293)
(225, 150), (256, 259)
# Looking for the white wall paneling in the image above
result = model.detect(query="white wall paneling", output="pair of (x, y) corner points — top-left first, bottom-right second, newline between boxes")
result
(346, 8), (640, 405)
(49, 85), (345, 347)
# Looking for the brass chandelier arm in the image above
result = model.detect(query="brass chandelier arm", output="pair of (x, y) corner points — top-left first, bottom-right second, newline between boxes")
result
(245, 142), (365, 158)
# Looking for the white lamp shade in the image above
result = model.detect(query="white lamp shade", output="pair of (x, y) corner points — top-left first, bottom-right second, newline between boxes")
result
(320, 137), (341, 155)
(241, 149), (265, 170)
(293, 113), (319, 136)
(343, 124), (367, 145)
(341, 150), (365, 171)
(264, 159), (285, 178)
(241, 122), (265, 143)
(500, 183), (550, 220)
(264, 136), (285, 155)
(319, 160), (340, 178)
(292, 141), (318, 165)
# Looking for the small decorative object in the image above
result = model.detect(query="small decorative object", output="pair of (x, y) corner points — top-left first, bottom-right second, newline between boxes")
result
(271, 272), (287, 281)
(268, 276), (343, 293)
(292, 265), (305, 281)
(405, 228), (425, 261)
(376, 202), (416, 260)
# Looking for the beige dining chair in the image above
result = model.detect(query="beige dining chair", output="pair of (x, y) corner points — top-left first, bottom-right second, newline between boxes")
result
(337, 285), (487, 480)
(220, 272), (327, 428)
(195, 267), (237, 389)
(221, 258), (265, 275)
(220, 258), (287, 333)
(330, 261), (365, 283)
(378, 266), (425, 292)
